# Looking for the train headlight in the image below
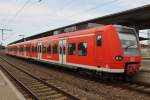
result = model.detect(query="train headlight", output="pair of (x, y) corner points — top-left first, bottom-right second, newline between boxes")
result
(115, 56), (123, 61)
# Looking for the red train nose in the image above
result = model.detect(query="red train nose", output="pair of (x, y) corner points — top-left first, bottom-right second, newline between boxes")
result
(126, 64), (140, 76)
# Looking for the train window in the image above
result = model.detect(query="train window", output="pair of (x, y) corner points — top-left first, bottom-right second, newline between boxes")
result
(78, 42), (87, 56)
(29, 47), (30, 52)
(59, 46), (62, 54)
(32, 46), (34, 52)
(68, 43), (76, 55)
(42, 46), (46, 53)
(53, 44), (58, 54)
(39, 46), (42, 53)
(96, 34), (102, 46)
(20, 47), (23, 52)
(59, 44), (66, 55)
(25, 47), (28, 51)
(47, 45), (51, 54)
(26, 47), (30, 52)
(23, 47), (25, 52)
(35, 46), (37, 52)
(63, 44), (66, 55)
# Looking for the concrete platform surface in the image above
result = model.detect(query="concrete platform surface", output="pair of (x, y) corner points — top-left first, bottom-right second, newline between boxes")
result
(141, 60), (150, 71)
(133, 60), (150, 84)
(142, 57), (150, 60)
(0, 70), (25, 100)
(133, 71), (150, 85)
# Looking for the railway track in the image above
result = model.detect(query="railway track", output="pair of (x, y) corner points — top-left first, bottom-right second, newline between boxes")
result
(0, 53), (149, 100)
(0, 56), (80, 100)
(121, 81), (150, 95)
(80, 73), (150, 95)
(117, 81), (149, 96)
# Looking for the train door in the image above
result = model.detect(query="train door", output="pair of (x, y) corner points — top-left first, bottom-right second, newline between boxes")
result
(59, 39), (66, 64)
(37, 43), (42, 60)
(95, 32), (103, 63)
(24, 44), (26, 57)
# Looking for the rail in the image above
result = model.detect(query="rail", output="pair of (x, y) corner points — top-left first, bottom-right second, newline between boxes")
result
(0, 56), (80, 100)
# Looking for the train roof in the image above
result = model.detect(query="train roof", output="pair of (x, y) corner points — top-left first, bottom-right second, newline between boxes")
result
(8, 25), (113, 46)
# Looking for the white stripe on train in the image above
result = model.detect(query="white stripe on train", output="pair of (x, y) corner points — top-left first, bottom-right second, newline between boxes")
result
(31, 58), (124, 73)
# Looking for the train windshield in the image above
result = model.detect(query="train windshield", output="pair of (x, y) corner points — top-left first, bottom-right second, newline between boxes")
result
(116, 26), (140, 56)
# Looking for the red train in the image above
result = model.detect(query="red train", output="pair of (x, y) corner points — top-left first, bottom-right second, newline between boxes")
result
(6, 25), (141, 77)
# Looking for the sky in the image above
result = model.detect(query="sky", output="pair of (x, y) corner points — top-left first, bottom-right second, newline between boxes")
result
(0, 0), (150, 45)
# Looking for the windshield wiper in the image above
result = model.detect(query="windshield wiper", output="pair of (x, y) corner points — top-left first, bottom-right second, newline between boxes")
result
(125, 44), (136, 50)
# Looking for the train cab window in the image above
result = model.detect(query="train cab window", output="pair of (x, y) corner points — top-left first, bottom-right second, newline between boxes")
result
(53, 44), (58, 54)
(47, 45), (51, 54)
(68, 43), (76, 55)
(96, 34), (102, 46)
(78, 42), (87, 56)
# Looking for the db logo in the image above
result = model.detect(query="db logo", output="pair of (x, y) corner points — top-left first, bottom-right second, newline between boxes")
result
(130, 57), (135, 61)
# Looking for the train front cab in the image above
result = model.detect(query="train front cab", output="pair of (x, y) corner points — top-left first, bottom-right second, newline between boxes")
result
(115, 25), (141, 76)
(95, 25), (141, 76)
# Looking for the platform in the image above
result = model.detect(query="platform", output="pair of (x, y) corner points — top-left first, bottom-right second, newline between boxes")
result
(142, 57), (150, 60)
(133, 60), (150, 84)
(141, 60), (150, 71)
(0, 70), (25, 100)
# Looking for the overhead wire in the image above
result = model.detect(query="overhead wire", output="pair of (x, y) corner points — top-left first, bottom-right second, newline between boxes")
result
(66, 0), (121, 18)
(2, 0), (31, 43)
(40, 0), (76, 30)
(3, 0), (31, 26)
(45, 0), (124, 29)
(3, 0), (144, 44)
(45, 0), (75, 24)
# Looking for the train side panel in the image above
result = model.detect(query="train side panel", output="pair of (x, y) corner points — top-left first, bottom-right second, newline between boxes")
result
(6, 25), (141, 76)
(66, 33), (96, 67)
